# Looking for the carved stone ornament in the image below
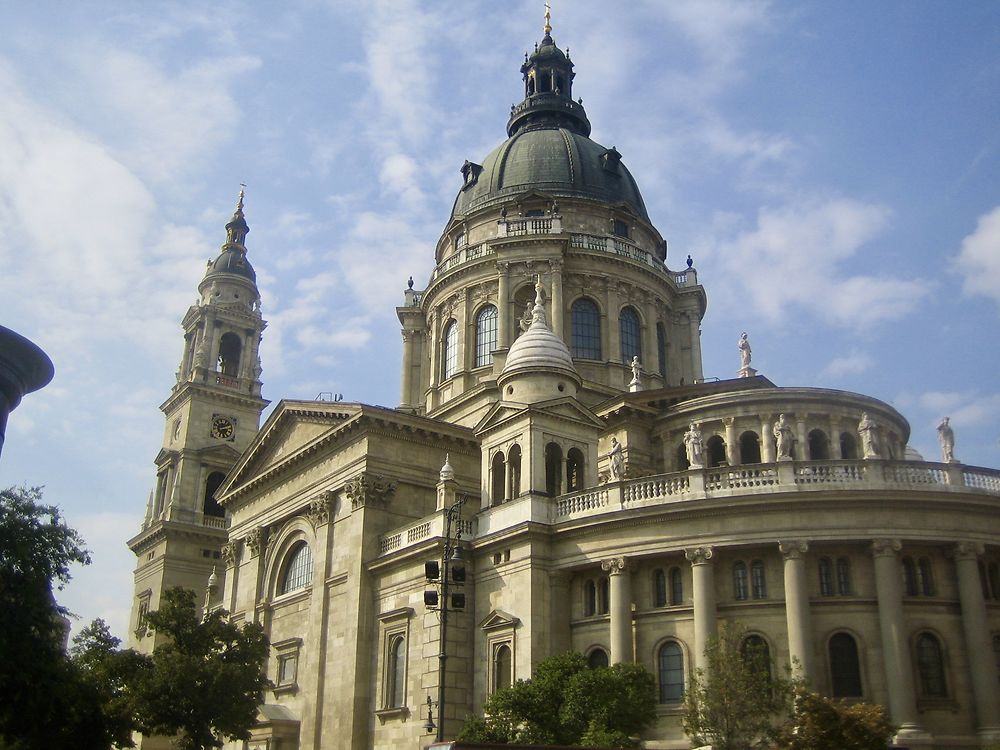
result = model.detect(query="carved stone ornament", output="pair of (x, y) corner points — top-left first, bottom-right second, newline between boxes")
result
(778, 540), (809, 560)
(307, 490), (336, 526)
(221, 539), (243, 567)
(871, 538), (902, 558)
(951, 541), (984, 561)
(345, 473), (397, 511)
(244, 527), (267, 558)
(685, 546), (714, 565)
(601, 556), (628, 575)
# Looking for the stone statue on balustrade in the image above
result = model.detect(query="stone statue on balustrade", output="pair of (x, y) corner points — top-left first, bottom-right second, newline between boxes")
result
(737, 331), (757, 378)
(858, 412), (882, 459)
(937, 417), (957, 463)
(773, 413), (794, 460)
(684, 422), (705, 469)
(629, 356), (643, 392)
(608, 437), (625, 480)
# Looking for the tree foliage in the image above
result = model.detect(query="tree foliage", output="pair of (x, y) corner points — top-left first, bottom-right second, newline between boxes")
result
(133, 587), (270, 750)
(773, 689), (896, 750)
(682, 623), (797, 750)
(458, 651), (657, 747)
(0, 485), (96, 749)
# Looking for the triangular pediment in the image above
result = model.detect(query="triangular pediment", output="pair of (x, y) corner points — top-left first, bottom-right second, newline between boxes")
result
(475, 396), (604, 436)
(479, 608), (520, 631)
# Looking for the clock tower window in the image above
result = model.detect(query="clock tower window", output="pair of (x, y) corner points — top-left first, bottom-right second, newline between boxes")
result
(203, 471), (226, 518)
(218, 332), (242, 376)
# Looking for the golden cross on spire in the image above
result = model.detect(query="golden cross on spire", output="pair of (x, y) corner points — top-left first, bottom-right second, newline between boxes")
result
(544, 3), (552, 36)
(237, 183), (246, 212)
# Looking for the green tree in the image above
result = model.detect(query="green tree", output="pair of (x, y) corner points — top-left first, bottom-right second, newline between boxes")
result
(682, 623), (797, 750)
(133, 587), (270, 750)
(774, 689), (895, 750)
(458, 651), (657, 747)
(71, 619), (152, 748)
(0, 485), (93, 749)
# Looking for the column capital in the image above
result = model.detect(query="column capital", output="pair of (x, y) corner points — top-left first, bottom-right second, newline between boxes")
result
(685, 546), (714, 565)
(951, 541), (985, 561)
(244, 526), (267, 558)
(779, 540), (809, 559)
(723, 416), (735, 428)
(871, 538), (902, 558)
(548, 259), (563, 272)
(601, 556), (629, 575)
(306, 489), (336, 526)
(221, 539), (243, 568)
(496, 261), (510, 274)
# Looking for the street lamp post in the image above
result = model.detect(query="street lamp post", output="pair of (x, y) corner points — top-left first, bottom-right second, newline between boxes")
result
(424, 493), (467, 742)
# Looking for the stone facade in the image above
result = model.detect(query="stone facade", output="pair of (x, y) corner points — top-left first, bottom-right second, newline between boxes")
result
(127, 24), (1000, 750)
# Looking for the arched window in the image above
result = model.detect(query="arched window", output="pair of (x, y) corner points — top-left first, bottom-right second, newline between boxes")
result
(619, 307), (641, 363)
(584, 580), (597, 616)
(653, 569), (667, 607)
(566, 448), (584, 492)
(916, 633), (947, 697)
(493, 643), (512, 692)
(676, 442), (690, 471)
(441, 320), (458, 380)
(280, 542), (313, 594)
(819, 557), (833, 596)
(386, 635), (406, 708)
(733, 562), (749, 601)
(658, 641), (684, 702)
(475, 305), (498, 368)
(203, 471), (226, 518)
(545, 442), (563, 497)
(656, 322), (667, 377)
(588, 648), (609, 669)
(508, 444), (522, 498)
(218, 332), (242, 376)
(740, 431), (761, 464)
(707, 435), (727, 467)
(836, 557), (852, 595)
(840, 432), (858, 460)
(741, 635), (772, 681)
(571, 298), (602, 359)
(670, 567), (683, 606)
(808, 429), (830, 460)
(491, 452), (505, 505)
(918, 557), (935, 596)
(751, 560), (767, 599)
(829, 632), (863, 697)
(902, 557), (918, 596)
(598, 577), (610, 614)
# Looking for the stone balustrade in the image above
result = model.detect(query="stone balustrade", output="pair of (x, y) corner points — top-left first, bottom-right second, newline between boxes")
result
(378, 511), (477, 557)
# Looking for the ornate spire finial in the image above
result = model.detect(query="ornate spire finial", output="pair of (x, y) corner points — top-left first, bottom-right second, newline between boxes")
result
(236, 183), (246, 213)
(543, 3), (552, 37)
(531, 275), (548, 326)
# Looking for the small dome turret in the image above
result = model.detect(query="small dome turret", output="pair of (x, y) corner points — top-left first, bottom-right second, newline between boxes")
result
(205, 186), (256, 283)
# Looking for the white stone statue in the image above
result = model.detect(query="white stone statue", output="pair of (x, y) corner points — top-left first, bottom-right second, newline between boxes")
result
(858, 412), (881, 459)
(629, 355), (643, 392)
(608, 437), (625, 480)
(773, 413), (794, 460)
(739, 331), (752, 369)
(937, 417), (956, 463)
(684, 422), (704, 469)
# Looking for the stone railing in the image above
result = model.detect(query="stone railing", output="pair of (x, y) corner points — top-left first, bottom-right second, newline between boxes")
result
(569, 233), (684, 283)
(378, 512), (477, 557)
(500, 216), (561, 236)
(430, 243), (496, 282)
(202, 515), (230, 530)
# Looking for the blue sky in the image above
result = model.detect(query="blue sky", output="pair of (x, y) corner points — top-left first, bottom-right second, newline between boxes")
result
(1, 1), (998, 639)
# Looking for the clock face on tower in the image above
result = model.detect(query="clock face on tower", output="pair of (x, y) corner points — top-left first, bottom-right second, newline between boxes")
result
(210, 415), (236, 441)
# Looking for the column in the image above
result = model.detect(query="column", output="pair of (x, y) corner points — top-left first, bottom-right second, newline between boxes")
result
(829, 417), (843, 459)
(779, 541), (813, 683)
(504, 456), (512, 502)
(602, 557), (632, 663)
(953, 543), (1000, 741)
(760, 415), (775, 463)
(871, 539), (926, 739)
(685, 546), (716, 674)
(795, 415), (808, 460)
(549, 260), (563, 339)
(399, 330), (414, 409)
(723, 417), (738, 466)
(497, 263), (510, 348)
(687, 313), (704, 382)
(606, 284), (622, 364)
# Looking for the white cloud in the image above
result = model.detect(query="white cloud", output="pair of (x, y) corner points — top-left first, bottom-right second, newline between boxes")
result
(709, 197), (930, 330)
(956, 204), (1000, 308)
(821, 349), (873, 378)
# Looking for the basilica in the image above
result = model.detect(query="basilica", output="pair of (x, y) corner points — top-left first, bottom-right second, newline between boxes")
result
(127, 17), (1000, 750)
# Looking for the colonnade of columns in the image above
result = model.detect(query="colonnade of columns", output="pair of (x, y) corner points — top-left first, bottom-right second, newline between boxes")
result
(595, 539), (1000, 743)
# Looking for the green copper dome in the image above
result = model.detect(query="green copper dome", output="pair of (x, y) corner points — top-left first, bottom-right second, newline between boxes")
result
(450, 31), (649, 222)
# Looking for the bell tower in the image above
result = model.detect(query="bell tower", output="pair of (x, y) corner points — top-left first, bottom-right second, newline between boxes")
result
(126, 188), (269, 652)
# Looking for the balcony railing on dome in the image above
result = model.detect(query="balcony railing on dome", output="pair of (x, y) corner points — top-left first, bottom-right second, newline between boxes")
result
(430, 243), (496, 282)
